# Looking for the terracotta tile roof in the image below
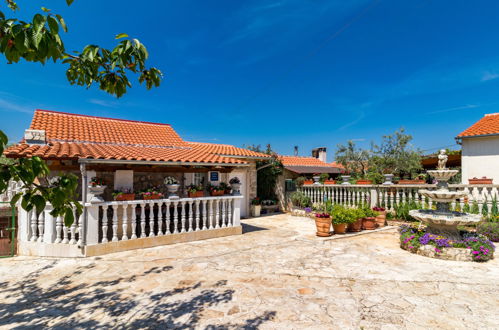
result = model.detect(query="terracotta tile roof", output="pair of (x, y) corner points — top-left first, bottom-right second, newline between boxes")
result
(280, 155), (341, 167)
(457, 113), (499, 138)
(30, 109), (187, 147)
(4, 142), (246, 164)
(187, 142), (270, 158)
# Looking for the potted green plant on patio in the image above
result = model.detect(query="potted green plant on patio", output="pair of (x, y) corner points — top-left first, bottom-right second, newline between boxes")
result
(348, 207), (364, 232)
(330, 205), (355, 234)
(186, 184), (204, 198)
(362, 207), (379, 230)
(140, 187), (164, 200)
(207, 183), (225, 196)
(314, 212), (332, 237)
(251, 197), (262, 217)
(112, 188), (135, 201)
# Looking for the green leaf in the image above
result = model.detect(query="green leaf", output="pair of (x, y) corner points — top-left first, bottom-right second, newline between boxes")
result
(33, 14), (46, 32)
(66, 0), (75, 5)
(41, 7), (51, 12)
(10, 192), (22, 207)
(31, 195), (46, 214)
(48, 16), (59, 34)
(64, 208), (74, 227)
(55, 14), (68, 32)
(115, 33), (128, 40)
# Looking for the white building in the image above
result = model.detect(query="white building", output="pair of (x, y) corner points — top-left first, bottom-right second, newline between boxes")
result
(457, 113), (499, 184)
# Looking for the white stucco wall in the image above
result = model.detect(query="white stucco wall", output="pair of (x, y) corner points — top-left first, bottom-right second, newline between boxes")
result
(461, 136), (499, 184)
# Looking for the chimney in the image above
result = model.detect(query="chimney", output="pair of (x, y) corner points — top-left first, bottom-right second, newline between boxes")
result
(24, 129), (46, 145)
(294, 146), (299, 156)
(312, 147), (327, 163)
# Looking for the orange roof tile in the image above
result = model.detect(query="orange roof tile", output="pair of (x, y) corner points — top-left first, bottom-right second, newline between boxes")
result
(280, 155), (341, 168)
(4, 142), (246, 164)
(187, 142), (270, 158)
(30, 109), (187, 147)
(457, 113), (499, 138)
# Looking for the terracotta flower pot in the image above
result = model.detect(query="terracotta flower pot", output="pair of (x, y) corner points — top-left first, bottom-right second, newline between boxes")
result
(356, 180), (373, 185)
(115, 193), (135, 201)
(315, 217), (332, 237)
(303, 180), (314, 185)
(210, 190), (225, 196)
(362, 217), (377, 230)
(468, 178), (493, 184)
(348, 218), (363, 232)
(143, 194), (163, 200)
(324, 180), (336, 185)
(332, 223), (347, 234)
(188, 191), (204, 198)
(375, 212), (386, 227)
(398, 180), (425, 184)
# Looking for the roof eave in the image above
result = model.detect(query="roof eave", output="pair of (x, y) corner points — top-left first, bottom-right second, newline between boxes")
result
(455, 132), (499, 144)
(78, 158), (249, 167)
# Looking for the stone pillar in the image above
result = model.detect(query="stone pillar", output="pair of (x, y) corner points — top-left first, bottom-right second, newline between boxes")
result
(248, 162), (257, 203)
(86, 204), (101, 245)
(232, 198), (241, 227)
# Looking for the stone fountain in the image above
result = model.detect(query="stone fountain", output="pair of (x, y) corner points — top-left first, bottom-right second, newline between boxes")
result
(409, 150), (481, 240)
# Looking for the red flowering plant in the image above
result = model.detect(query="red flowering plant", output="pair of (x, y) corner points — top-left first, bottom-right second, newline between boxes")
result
(373, 206), (385, 212)
(89, 177), (105, 187)
(139, 186), (164, 198)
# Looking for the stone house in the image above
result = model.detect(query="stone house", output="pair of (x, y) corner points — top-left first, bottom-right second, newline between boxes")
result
(456, 113), (499, 184)
(5, 109), (269, 218)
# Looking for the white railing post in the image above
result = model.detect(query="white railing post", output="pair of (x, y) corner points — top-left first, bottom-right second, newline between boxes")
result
(86, 204), (101, 245)
(232, 197), (241, 227)
(42, 204), (55, 243)
(18, 208), (30, 243)
(369, 188), (377, 208)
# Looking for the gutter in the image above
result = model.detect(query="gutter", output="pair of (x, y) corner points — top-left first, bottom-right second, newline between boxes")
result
(78, 158), (249, 167)
(455, 132), (499, 145)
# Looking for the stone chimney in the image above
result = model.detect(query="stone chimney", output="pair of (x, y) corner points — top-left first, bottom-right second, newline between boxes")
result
(311, 147), (327, 163)
(24, 129), (46, 145)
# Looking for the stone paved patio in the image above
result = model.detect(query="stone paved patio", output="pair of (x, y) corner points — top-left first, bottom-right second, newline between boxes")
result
(0, 214), (497, 329)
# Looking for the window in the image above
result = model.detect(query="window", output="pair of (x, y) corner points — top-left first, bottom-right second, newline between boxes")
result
(194, 173), (204, 185)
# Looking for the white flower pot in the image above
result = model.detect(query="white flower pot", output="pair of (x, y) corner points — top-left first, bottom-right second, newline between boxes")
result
(166, 184), (180, 199)
(341, 176), (351, 185)
(89, 185), (106, 203)
(231, 183), (242, 195)
(313, 176), (321, 185)
(383, 174), (394, 185)
(251, 205), (261, 217)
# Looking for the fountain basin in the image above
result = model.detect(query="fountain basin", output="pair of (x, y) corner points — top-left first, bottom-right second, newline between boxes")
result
(418, 189), (467, 203)
(409, 209), (482, 227)
(427, 169), (459, 181)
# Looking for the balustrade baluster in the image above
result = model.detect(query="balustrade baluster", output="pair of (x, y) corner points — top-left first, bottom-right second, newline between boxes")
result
(157, 202), (164, 236)
(188, 200), (194, 232)
(77, 211), (83, 245)
(179, 201), (186, 233)
(148, 202), (156, 237)
(37, 211), (45, 243)
(140, 202), (147, 238)
(112, 204), (119, 242)
(165, 201), (171, 234)
(69, 209), (77, 244)
(122, 203), (129, 240)
(208, 200), (214, 229)
(55, 215), (63, 243)
(30, 210), (38, 242)
(101, 206), (109, 243)
(195, 200), (201, 231)
(202, 200), (208, 230)
(173, 201), (179, 233)
(131, 204), (138, 239)
(227, 198), (233, 227)
(221, 198), (227, 228)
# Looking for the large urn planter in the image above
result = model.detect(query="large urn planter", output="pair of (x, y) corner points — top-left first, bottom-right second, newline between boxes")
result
(348, 218), (363, 232)
(313, 176), (321, 185)
(341, 176), (351, 185)
(356, 180), (373, 185)
(362, 217), (377, 230)
(251, 205), (261, 217)
(332, 223), (347, 234)
(315, 216), (332, 237)
(230, 183), (242, 195)
(382, 174), (394, 185)
(166, 184), (180, 199)
(89, 185), (106, 203)
(468, 177), (493, 185)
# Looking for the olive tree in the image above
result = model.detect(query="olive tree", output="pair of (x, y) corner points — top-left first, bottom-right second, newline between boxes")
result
(0, 0), (162, 225)
(335, 140), (370, 177)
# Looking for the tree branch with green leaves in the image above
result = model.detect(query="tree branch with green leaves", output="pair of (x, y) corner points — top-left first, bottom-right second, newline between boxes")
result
(0, 0), (162, 97)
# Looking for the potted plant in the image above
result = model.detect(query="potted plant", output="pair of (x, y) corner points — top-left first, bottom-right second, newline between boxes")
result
(251, 197), (261, 217)
(348, 208), (364, 232)
(207, 183), (225, 196)
(303, 178), (314, 185)
(324, 179), (336, 185)
(469, 177), (493, 184)
(295, 176), (307, 187)
(373, 206), (387, 227)
(164, 176), (180, 198)
(112, 188), (135, 201)
(140, 187), (164, 200)
(186, 184), (204, 198)
(319, 173), (329, 184)
(220, 182), (231, 194)
(340, 175), (351, 185)
(229, 177), (242, 195)
(362, 207), (379, 230)
(312, 173), (321, 185)
(330, 205), (354, 234)
(382, 174), (394, 185)
(356, 177), (373, 185)
(314, 212), (332, 237)
(88, 177), (106, 202)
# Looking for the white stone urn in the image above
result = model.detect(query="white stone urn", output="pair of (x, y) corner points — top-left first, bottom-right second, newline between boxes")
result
(166, 184), (180, 199)
(341, 175), (351, 185)
(88, 185), (106, 203)
(313, 176), (321, 185)
(231, 183), (242, 195)
(383, 174), (394, 185)
(251, 205), (261, 217)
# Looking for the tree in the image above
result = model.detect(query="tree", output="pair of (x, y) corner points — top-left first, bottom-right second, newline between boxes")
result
(0, 0), (162, 225)
(335, 140), (370, 177)
(1, 0), (162, 97)
(247, 144), (283, 201)
(370, 128), (422, 179)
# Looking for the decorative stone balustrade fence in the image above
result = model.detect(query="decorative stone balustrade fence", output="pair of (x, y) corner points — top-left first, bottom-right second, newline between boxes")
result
(17, 195), (243, 257)
(298, 184), (499, 216)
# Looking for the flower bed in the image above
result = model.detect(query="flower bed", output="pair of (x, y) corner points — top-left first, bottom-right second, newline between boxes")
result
(399, 225), (495, 262)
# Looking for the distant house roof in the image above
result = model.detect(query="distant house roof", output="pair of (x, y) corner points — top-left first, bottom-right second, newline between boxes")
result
(279, 156), (343, 174)
(187, 142), (270, 159)
(457, 113), (499, 139)
(4, 110), (251, 166)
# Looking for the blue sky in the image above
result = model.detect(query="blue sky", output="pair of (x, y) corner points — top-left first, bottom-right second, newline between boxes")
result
(2, 0), (499, 161)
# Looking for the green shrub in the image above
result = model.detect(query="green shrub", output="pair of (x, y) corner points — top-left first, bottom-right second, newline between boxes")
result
(477, 222), (499, 242)
(290, 191), (311, 208)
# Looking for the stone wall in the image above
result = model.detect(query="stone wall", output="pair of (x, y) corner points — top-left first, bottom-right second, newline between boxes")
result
(275, 169), (298, 211)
